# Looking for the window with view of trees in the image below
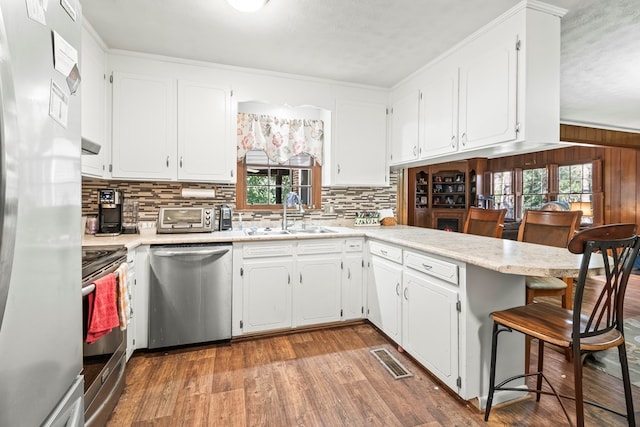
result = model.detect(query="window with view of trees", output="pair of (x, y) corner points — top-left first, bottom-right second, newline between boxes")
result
(493, 171), (515, 220)
(522, 167), (548, 211)
(557, 162), (593, 223)
(489, 160), (600, 224)
(236, 149), (321, 210)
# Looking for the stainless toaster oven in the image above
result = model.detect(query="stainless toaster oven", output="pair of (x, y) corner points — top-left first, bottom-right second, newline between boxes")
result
(157, 207), (214, 233)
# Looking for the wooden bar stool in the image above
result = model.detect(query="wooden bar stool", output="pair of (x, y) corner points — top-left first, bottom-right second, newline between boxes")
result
(463, 207), (507, 238)
(485, 223), (640, 426)
(518, 209), (582, 371)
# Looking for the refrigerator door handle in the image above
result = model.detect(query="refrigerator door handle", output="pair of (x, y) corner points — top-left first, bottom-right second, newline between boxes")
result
(0, 8), (19, 331)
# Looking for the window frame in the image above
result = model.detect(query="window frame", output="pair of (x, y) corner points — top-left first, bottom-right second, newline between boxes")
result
(488, 158), (602, 225)
(236, 154), (322, 211)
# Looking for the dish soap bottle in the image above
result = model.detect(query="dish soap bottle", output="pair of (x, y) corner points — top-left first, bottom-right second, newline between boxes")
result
(237, 212), (243, 230)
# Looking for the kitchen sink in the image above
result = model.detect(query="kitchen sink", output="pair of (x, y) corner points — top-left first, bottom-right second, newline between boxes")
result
(244, 227), (291, 236)
(289, 226), (337, 234)
(244, 226), (338, 236)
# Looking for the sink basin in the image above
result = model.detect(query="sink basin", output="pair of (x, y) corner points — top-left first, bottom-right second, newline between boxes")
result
(289, 226), (337, 234)
(244, 227), (291, 236)
(244, 226), (337, 236)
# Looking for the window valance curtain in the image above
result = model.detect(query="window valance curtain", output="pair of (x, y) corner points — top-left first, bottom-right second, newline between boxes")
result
(236, 113), (324, 165)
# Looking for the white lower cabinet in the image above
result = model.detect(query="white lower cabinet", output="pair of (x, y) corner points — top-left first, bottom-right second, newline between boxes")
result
(125, 250), (136, 361)
(234, 238), (365, 336)
(242, 258), (294, 333)
(367, 252), (402, 343)
(294, 254), (342, 327)
(134, 245), (150, 349)
(402, 269), (459, 392)
(342, 250), (365, 320)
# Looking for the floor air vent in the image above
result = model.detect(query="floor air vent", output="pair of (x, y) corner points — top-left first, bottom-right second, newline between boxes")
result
(370, 348), (412, 379)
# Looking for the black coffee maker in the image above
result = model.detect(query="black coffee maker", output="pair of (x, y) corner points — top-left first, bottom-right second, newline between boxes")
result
(218, 205), (232, 230)
(97, 189), (123, 235)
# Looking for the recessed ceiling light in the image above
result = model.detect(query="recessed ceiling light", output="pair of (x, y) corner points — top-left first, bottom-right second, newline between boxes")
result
(226, 0), (269, 13)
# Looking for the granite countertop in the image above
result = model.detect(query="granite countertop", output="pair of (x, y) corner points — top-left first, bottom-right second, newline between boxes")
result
(83, 225), (597, 277)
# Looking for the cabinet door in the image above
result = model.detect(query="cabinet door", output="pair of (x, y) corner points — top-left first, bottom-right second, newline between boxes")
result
(177, 81), (234, 182)
(389, 91), (420, 165)
(333, 100), (388, 186)
(80, 26), (107, 177)
(134, 246), (150, 349)
(368, 255), (402, 342)
(458, 38), (517, 150)
(421, 69), (459, 158)
(125, 252), (136, 361)
(402, 270), (459, 391)
(342, 253), (364, 320)
(112, 72), (176, 180)
(294, 255), (342, 327)
(242, 258), (293, 333)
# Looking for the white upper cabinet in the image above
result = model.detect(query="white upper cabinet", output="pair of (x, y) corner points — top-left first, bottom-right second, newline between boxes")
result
(177, 81), (234, 182)
(421, 67), (459, 158)
(112, 72), (176, 180)
(80, 25), (108, 178)
(458, 30), (518, 150)
(333, 100), (388, 187)
(391, 2), (565, 165)
(389, 91), (420, 166)
(111, 71), (235, 182)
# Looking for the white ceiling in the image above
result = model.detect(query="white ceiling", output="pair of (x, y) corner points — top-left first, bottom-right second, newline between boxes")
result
(80, 0), (640, 132)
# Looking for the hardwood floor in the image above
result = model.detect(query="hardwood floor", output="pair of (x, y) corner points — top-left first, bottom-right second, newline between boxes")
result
(107, 274), (640, 426)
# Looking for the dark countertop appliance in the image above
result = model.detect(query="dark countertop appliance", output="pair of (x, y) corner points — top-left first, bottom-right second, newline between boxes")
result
(157, 207), (214, 233)
(219, 205), (232, 230)
(97, 189), (123, 236)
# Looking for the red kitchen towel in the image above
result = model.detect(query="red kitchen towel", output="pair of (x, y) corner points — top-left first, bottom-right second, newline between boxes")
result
(86, 273), (120, 344)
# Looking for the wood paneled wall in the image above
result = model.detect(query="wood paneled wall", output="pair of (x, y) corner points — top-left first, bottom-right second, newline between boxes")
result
(486, 145), (640, 227)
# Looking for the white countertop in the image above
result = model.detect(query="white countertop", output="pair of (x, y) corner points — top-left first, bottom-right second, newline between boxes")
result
(83, 225), (597, 277)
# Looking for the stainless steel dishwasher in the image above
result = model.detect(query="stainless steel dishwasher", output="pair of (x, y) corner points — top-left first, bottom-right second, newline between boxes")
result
(149, 244), (232, 349)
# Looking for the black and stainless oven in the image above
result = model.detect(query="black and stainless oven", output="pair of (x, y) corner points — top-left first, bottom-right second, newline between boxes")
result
(81, 246), (128, 427)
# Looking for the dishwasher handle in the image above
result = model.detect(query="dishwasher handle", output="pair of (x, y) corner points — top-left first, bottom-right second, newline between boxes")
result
(152, 247), (230, 258)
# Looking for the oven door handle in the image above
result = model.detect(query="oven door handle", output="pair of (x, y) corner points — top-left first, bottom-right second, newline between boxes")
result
(152, 248), (230, 258)
(82, 284), (95, 297)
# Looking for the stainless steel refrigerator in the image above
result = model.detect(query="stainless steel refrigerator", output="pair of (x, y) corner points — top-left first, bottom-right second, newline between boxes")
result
(0, 1), (83, 426)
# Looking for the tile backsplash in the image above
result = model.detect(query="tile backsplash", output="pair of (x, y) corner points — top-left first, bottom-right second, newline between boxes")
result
(82, 171), (398, 228)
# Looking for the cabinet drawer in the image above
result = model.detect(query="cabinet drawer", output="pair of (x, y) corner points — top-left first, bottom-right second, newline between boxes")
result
(242, 242), (294, 258)
(404, 251), (458, 285)
(345, 238), (364, 252)
(297, 239), (342, 255)
(369, 241), (402, 264)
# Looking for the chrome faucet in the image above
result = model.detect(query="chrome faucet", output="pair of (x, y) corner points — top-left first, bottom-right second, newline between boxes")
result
(282, 191), (304, 230)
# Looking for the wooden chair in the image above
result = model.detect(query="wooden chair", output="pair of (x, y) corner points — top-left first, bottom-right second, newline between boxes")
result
(485, 223), (640, 427)
(463, 207), (507, 238)
(519, 209), (583, 308)
(518, 209), (582, 371)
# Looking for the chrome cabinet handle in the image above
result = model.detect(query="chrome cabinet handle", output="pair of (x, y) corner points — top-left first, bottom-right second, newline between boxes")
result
(179, 156), (183, 168)
(396, 283), (400, 296)
(288, 273), (290, 284)
(337, 164), (341, 174)
(166, 156), (169, 167)
(300, 273), (303, 284)
(413, 146), (417, 156)
(422, 263), (433, 270)
(404, 287), (408, 300)
(347, 268), (351, 280)
(451, 135), (456, 149)
(380, 249), (388, 255)
(461, 132), (467, 146)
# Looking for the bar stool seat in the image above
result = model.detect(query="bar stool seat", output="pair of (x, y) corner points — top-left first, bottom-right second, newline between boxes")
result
(525, 276), (567, 290)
